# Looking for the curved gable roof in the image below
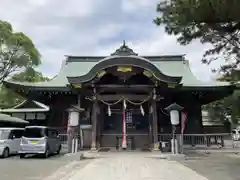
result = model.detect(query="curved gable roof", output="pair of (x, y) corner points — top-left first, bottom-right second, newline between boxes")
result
(67, 55), (182, 84)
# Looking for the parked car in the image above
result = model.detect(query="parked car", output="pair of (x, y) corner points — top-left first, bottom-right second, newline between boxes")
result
(19, 126), (61, 158)
(0, 127), (24, 158)
(232, 129), (240, 141)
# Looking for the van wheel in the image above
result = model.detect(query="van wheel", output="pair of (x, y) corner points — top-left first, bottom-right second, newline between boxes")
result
(43, 146), (50, 158)
(56, 145), (61, 154)
(2, 148), (9, 158)
(20, 154), (25, 158)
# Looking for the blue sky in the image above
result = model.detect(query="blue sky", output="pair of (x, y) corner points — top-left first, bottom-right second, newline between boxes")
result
(0, 0), (223, 81)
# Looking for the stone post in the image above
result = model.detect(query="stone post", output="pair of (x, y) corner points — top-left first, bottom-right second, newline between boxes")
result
(67, 106), (84, 153)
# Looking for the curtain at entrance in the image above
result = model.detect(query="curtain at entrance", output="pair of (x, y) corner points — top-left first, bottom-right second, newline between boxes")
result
(122, 100), (127, 148)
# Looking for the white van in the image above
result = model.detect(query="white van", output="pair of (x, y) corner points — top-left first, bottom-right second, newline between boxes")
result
(0, 128), (24, 158)
(19, 126), (62, 158)
(232, 129), (240, 141)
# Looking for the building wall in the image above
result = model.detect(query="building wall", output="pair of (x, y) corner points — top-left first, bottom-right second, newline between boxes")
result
(183, 102), (203, 134)
(46, 94), (78, 133)
(46, 93), (205, 136)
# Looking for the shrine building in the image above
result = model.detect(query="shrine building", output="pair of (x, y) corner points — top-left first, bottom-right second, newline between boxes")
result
(3, 42), (237, 150)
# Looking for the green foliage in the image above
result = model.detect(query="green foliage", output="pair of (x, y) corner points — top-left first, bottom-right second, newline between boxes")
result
(0, 68), (49, 108)
(203, 70), (240, 124)
(154, 0), (240, 72)
(11, 67), (49, 82)
(0, 20), (41, 82)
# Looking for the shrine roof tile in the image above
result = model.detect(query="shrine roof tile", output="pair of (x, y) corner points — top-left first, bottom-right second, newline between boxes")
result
(3, 56), (234, 89)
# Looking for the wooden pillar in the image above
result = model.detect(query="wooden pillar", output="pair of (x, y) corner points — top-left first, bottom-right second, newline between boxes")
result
(91, 91), (98, 150)
(148, 104), (153, 148)
(152, 89), (158, 151)
(97, 105), (103, 148)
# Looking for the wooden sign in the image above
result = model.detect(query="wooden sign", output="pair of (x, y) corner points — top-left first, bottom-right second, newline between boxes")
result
(72, 84), (82, 88)
(117, 66), (132, 72)
(168, 84), (176, 88)
(143, 70), (153, 78)
(97, 70), (106, 78)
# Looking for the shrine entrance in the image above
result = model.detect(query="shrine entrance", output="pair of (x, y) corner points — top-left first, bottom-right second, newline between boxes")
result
(67, 43), (182, 151)
(99, 101), (150, 151)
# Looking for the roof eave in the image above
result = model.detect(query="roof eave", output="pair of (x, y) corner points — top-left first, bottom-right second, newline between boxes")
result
(181, 84), (236, 91)
(0, 109), (49, 113)
(3, 80), (71, 92)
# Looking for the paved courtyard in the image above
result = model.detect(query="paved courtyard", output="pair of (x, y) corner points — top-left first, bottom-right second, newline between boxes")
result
(1, 152), (240, 180)
(178, 153), (240, 180)
(54, 152), (209, 180)
(0, 153), (91, 180)
(0, 154), (66, 180)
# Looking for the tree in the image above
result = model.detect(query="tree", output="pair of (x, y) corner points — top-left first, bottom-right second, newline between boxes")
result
(11, 67), (49, 82)
(0, 68), (49, 108)
(0, 20), (41, 83)
(154, 0), (240, 72)
(203, 70), (240, 124)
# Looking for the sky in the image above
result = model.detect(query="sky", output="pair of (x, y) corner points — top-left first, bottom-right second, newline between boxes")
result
(0, 0), (223, 81)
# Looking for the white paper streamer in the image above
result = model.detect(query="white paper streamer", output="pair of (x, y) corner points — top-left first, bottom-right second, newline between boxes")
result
(108, 105), (111, 116)
(140, 105), (145, 116)
(123, 99), (127, 109)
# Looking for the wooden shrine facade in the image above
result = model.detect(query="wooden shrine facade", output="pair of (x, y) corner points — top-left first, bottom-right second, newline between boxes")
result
(3, 42), (237, 150)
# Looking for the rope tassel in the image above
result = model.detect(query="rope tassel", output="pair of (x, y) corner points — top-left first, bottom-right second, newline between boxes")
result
(140, 105), (145, 116)
(108, 105), (111, 116)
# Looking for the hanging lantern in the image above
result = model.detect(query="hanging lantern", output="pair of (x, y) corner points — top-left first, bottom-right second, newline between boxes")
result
(108, 105), (111, 116)
(140, 105), (145, 116)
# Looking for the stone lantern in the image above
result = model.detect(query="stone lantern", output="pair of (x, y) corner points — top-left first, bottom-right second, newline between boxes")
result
(66, 105), (84, 153)
(165, 103), (183, 154)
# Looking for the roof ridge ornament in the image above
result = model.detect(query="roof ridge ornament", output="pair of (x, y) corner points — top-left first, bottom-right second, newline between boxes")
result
(111, 40), (138, 56)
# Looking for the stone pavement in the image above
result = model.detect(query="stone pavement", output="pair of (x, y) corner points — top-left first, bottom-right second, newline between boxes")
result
(55, 153), (209, 180)
(178, 153), (240, 180)
(0, 153), (71, 180)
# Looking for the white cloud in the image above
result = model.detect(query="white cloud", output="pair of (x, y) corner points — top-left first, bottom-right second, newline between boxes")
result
(46, 0), (96, 18)
(0, 0), (221, 81)
(121, 0), (158, 13)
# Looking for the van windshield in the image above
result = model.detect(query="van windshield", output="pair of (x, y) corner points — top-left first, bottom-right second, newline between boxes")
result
(0, 130), (10, 140)
(232, 130), (240, 134)
(23, 128), (46, 138)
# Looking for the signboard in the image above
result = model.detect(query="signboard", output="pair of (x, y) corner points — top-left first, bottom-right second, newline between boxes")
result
(117, 66), (132, 72)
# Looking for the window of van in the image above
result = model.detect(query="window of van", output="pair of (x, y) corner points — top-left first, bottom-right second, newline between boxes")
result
(232, 130), (240, 134)
(0, 130), (10, 140)
(13, 130), (24, 138)
(48, 129), (59, 138)
(23, 128), (47, 138)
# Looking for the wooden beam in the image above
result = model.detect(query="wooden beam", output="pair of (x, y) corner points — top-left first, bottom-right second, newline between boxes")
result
(96, 84), (155, 88)
(95, 85), (154, 93)
(97, 94), (163, 101)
